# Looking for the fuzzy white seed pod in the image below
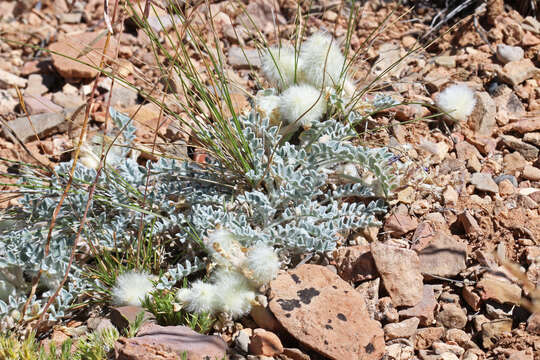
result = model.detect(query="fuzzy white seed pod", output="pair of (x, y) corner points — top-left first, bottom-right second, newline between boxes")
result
(342, 77), (356, 99)
(205, 229), (246, 268)
(261, 45), (300, 89)
(279, 84), (327, 129)
(255, 95), (282, 125)
(242, 244), (281, 287)
(79, 144), (101, 169)
(213, 269), (256, 318)
(111, 271), (154, 306)
(436, 84), (477, 122)
(178, 280), (220, 314)
(300, 32), (346, 88)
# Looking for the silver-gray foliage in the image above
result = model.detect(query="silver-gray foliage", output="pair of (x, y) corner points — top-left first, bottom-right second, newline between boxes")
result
(0, 104), (398, 320)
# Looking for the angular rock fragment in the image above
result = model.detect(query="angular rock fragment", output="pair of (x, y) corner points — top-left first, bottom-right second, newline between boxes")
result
(383, 212), (418, 237)
(110, 306), (155, 331)
(437, 303), (467, 329)
(228, 47), (261, 69)
(331, 245), (377, 282)
(496, 44), (524, 64)
(49, 32), (119, 79)
(22, 95), (62, 115)
(415, 327), (445, 350)
(0, 68), (27, 89)
(371, 242), (423, 306)
(468, 92), (496, 136)
(481, 319), (512, 349)
(418, 232), (467, 278)
(498, 58), (540, 86)
(2, 107), (80, 143)
(383, 317), (420, 340)
(476, 273), (522, 305)
(248, 328), (283, 357)
(470, 173), (499, 193)
(399, 285), (437, 326)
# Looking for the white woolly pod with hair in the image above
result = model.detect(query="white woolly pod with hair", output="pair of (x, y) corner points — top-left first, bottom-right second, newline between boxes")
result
(205, 229), (246, 268)
(177, 280), (220, 314)
(299, 32), (346, 89)
(435, 84), (477, 122)
(212, 269), (256, 318)
(255, 94), (282, 126)
(79, 144), (101, 170)
(279, 84), (327, 130)
(112, 271), (155, 306)
(241, 244), (281, 288)
(342, 77), (357, 99)
(261, 45), (299, 89)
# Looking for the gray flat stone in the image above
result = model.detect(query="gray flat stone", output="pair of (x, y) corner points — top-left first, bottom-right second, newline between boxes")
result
(470, 172), (499, 193)
(2, 107), (79, 143)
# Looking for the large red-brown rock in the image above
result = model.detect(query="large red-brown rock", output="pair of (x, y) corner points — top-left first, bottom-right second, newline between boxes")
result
(114, 323), (227, 360)
(49, 31), (118, 79)
(268, 264), (384, 360)
(371, 242), (423, 306)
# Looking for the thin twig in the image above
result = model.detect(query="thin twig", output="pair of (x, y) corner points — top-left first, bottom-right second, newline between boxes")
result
(33, 0), (121, 327)
(422, 0), (476, 40)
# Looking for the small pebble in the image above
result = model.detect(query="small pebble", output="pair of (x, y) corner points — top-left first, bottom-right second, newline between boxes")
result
(496, 44), (524, 64)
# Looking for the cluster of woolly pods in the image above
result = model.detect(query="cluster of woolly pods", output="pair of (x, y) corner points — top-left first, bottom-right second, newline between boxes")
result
(258, 32), (353, 130)
(176, 229), (281, 319)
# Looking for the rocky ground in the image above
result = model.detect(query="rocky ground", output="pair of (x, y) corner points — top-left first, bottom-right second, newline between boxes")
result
(1, 0), (540, 359)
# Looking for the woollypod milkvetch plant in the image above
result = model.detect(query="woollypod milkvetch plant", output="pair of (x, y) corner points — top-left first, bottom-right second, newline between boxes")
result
(0, 1), (409, 331)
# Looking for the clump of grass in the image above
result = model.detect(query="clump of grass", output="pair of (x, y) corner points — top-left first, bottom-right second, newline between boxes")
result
(142, 288), (214, 333)
(0, 312), (149, 360)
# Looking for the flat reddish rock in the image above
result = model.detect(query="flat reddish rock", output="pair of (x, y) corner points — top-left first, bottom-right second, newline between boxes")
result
(477, 273), (522, 305)
(383, 212), (418, 236)
(418, 232), (467, 278)
(268, 264), (384, 360)
(114, 323), (227, 360)
(49, 31), (118, 79)
(115, 338), (177, 360)
(371, 242), (423, 306)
